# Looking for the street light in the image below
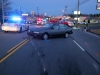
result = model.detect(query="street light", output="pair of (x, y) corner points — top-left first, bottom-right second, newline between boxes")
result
(62, 10), (65, 15)
(44, 13), (47, 16)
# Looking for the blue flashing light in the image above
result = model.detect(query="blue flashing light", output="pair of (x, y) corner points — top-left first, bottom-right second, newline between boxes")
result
(12, 17), (22, 21)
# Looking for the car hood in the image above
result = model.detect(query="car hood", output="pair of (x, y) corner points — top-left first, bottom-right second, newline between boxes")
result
(29, 27), (50, 32)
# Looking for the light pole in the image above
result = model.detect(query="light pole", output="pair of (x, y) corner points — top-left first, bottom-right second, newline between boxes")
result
(19, 7), (21, 15)
(76, 0), (80, 27)
(62, 10), (65, 15)
(65, 6), (67, 15)
(37, 7), (39, 16)
(2, 0), (4, 23)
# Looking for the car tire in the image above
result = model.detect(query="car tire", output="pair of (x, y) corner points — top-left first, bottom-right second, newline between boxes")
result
(26, 26), (29, 31)
(42, 33), (49, 40)
(33, 36), (36, 38)
(64, 33), (69, 38)
(4, 31), (8, 33)
(19, 27), (22, 33)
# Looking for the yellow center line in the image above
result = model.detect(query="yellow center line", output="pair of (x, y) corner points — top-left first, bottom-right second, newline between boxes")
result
(7, 39), (27, 53)
(0, 39), (29, 63)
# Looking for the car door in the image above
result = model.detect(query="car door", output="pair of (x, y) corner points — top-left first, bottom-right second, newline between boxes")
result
(24, 24), (28, 30)
(65, 25), (72, 32)
(49, 24), (60, 36)
(59, 24), (66, 34)
(20, 21), (26, 31)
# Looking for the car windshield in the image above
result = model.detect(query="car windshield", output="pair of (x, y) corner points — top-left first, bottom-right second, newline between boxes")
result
(5, 20), (19, 23)
(65, 19), (71, 22)
(42, 24), (52, 27)
(20, 21), (26, 24)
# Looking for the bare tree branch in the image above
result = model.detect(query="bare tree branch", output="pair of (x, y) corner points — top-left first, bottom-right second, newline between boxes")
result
(0, 0), (12, 12)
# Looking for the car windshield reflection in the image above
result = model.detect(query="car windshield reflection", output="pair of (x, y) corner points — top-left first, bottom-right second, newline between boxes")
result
(42, 24), (52, 28)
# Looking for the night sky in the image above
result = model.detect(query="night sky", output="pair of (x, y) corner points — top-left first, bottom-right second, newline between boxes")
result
(10, 0), (100, 16)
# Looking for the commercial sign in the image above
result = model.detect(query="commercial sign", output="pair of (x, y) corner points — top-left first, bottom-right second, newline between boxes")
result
(96, 3), (100, 10)
(74, 11), (80, 15)
(97, 0), (100, 2)
(22, 14), (28, 16)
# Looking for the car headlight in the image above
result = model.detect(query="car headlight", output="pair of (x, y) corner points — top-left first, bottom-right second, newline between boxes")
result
(34, 31), (40, 33)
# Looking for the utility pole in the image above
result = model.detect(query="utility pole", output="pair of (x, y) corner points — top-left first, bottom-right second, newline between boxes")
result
(2, 0), (4, 23)
(76, 0), (80, 27)
(37, 7), (39, 16)
(65, 6), (67, 15)
(19, 7), (21, 15)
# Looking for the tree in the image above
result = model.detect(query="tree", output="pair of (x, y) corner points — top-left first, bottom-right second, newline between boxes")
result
(93, 14), (96, 17)
(0, 0), (12, 12)
(89, 14), (93, 17)
(0, 0), (12, 23)
(0, 0), (12, 16)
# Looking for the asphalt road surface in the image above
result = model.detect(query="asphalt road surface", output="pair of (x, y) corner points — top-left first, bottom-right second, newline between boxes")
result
(0, 25), (100, 75)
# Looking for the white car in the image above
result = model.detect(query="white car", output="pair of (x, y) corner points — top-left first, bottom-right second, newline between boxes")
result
(1, 20), (29, 33)
(78, 22), (87, 24)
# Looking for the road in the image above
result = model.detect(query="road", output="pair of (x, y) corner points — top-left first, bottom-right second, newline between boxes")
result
(0, 24), (100, 75)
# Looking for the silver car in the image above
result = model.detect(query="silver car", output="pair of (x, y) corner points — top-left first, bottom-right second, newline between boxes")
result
(1, 20), (29, 33)
(27, 23), (73, 40)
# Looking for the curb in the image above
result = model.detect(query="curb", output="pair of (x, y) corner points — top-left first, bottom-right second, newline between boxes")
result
(88, 30), (100, 37)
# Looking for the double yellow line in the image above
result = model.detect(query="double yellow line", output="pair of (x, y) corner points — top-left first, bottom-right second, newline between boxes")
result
(0, 39), (29, 63)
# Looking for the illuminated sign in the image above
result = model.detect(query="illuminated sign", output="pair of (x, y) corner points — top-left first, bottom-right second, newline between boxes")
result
(96, 3), (100, 10)
(22, 14), (28, 16)
(97, 0), (100, 2)
(74, 11), (80, 15)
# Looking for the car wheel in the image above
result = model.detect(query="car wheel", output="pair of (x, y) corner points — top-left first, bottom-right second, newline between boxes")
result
(26, 26), (29, 31)
(19, 27), (22, 33)
(64, 33), (69, 38)
(42, 33), (49, 40)
(33, 36), (36, 38)
(4, 31), (8, 33)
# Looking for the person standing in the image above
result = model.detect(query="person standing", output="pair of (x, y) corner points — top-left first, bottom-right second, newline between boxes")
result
(85, 20), (90, 31)
(98, 19), (100, 23)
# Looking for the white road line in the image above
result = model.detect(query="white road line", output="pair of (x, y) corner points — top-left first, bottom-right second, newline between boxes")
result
(30, 40), (47, 73)
(41, 58), (44, 63)
(31, 41), (38, 51)
(38, 52), (40, 56)
(43, 64), (46, 72)
(93, 63), (98, 71)
(73, 40), (85, 51)
(85, 32), (100, 38)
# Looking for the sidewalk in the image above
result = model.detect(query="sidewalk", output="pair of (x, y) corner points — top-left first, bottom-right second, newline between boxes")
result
(89, 29), (100, 35)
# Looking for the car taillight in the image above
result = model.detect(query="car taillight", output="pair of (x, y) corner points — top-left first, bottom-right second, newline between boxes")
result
(14, 24), (18, 26)
(68, 22), (70, 26)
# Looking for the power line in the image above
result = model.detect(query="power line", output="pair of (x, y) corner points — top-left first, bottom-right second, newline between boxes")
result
(80, 0), (89, 5)
(70, 0), (89, 13)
